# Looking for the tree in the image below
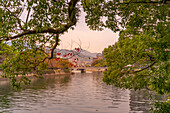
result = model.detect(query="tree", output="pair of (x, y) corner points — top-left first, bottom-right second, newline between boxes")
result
(0, 0), (80, 88)
(46, 58), (72, 69)
(101, 0), (170, 94)
(104, 31), (169, 93)
(91, 59), (106, 67)
(100, 0), (169, 111)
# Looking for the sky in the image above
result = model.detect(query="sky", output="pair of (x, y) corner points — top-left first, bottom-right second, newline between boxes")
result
(58, 12), (119, 53)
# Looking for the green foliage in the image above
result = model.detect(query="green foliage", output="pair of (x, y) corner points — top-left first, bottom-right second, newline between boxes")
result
(91, 59), (106, 67)
(0, 0), (79, 87)
(63, 69), (70, 73)
(46, 59), (71, 69)
(150, 101), (170, 113)
(83, 0), (169, 32)
(0, 43), (13, 55)
(1, 48), (48, 88)
(104, 32), (170, 94)
(102, 0), (170, 95)
(102, 1), (169, 108)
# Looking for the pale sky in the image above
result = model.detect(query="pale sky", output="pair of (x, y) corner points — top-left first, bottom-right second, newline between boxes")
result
(59, 12), (119, 53)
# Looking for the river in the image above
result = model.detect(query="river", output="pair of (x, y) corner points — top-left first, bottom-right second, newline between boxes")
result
(0, 72), (162, 113)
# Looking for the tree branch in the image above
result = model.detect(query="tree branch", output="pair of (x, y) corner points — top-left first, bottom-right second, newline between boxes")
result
(4, 6), (25, 31)
(49, 34), (59, 59)
(0, 0), (79, 42)
(40, 34), (54, 48)
(26, 8), (30, 25)
(1, 26), (68, 41)
(131, 61), (156, 74)
(1, 0), (80, 72)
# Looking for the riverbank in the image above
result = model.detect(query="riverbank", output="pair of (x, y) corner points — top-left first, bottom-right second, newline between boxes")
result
(0, 67), (106, 80)
(0, 69), (72, 80)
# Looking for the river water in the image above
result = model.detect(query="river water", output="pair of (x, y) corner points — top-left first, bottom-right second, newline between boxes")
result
(0, 72), (160, 113)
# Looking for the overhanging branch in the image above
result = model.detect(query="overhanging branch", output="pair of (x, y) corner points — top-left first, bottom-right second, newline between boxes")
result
(0, 0), (79, 42)
(131, 61), (156, 74)
(3, 4), (25, 31)
(49, 34), (59, 59)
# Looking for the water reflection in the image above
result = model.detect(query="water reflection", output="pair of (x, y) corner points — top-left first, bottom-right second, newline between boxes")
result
(0, 72), (161, 113)
(129, 90), (150, 113)
(0, 75), (71, 113)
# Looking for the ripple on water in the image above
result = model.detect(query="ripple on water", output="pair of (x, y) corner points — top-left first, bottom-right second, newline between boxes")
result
(0, 73), (162, 113)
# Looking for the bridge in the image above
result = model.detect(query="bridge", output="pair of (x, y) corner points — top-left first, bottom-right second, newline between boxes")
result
(74, 67), (107, 73)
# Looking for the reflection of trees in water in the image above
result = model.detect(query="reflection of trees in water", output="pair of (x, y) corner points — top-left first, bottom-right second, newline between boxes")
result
(129, 89), (150, 112)
(1, 74), (166, 113)
(92, 72), (166, 112)
(92, 72), (128, 98)
(92, 72), (129, 109)
(24, 74), (72, 90)
(0, 74), (72, 90)
(129, 89), (167, 113)
(0, 74), (71, 112)
(0, 80), (14, 112)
